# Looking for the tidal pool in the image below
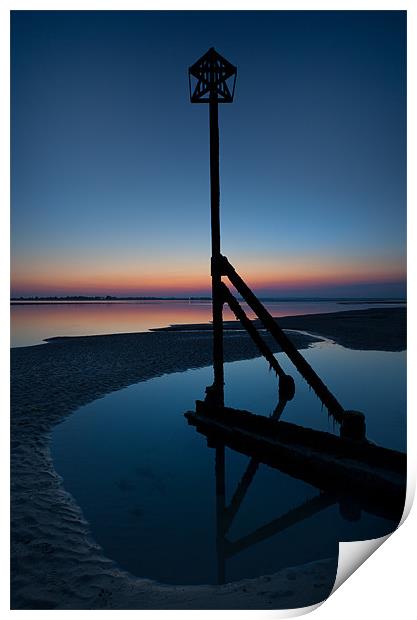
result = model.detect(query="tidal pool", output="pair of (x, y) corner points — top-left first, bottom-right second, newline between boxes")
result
(51, 337), (406, 585)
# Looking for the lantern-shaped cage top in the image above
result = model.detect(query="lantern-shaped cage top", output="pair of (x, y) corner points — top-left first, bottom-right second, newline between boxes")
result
(188, 47), (237, 103)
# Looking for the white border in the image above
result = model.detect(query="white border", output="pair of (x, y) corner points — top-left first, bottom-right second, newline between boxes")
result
(3, 2), (415, 619)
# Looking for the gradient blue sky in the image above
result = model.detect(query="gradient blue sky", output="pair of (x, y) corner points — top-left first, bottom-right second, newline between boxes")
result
(11, 10), (406, 297)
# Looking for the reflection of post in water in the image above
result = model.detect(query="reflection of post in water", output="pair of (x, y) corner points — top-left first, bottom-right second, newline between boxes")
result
(213, 442), (337, 585)
(213, 383), (292, 585)
(212, 381), (294, 583)
(215, 443), (226, 585)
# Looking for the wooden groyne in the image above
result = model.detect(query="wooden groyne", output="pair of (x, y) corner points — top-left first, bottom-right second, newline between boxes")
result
(188, 47), (355, 428)
(187, 48), (405, 534)
(185, 403), (406, 522)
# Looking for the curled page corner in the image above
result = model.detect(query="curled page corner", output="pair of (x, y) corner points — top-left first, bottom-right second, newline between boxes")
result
(399, 474), (416, 526)
(274, 602), (323, 618)
(331, 535), (390, 595)
(330, 475), (415, 597)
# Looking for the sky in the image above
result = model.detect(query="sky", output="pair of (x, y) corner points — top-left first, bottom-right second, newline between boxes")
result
(10, 10), (406, 298)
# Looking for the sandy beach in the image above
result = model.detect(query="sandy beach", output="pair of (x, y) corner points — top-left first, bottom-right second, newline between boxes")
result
(10, 307), (405, 609)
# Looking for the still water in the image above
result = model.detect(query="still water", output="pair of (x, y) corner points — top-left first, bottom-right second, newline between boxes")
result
(51, 338), (405, 586)
(11, 299), (404, 347)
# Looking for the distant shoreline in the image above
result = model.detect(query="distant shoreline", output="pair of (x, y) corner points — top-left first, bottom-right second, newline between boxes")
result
(10, 296), (407, 305)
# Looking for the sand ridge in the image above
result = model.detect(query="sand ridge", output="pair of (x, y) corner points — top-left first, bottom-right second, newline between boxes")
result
(155, 307), (406, 352)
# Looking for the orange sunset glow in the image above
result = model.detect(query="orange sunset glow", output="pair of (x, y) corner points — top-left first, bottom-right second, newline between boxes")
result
(11, 253), (406, 297)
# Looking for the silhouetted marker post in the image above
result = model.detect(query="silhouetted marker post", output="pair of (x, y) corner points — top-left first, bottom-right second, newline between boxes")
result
(187, 49), (360, 433)
(189, 48), (237, 406)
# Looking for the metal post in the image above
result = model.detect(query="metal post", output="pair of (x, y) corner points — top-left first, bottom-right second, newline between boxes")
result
(209, 98), (224, 406)
(189, 48), (237, 409)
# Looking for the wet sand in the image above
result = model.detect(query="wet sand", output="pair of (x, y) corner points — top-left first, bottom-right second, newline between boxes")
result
(11, 307), (405, 609)
(156, 307), (406, 352)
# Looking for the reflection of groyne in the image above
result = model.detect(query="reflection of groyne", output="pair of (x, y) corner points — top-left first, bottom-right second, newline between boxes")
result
(185, 406), (406, 523)
(186, 410), (405, 585)
(212, 441), (337, 585)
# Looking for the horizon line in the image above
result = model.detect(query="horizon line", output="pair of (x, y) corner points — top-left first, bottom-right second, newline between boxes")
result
(10, 294), (407, 302)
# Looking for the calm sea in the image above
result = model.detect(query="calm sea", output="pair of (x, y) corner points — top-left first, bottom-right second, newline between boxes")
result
(10, 299), (404, 347)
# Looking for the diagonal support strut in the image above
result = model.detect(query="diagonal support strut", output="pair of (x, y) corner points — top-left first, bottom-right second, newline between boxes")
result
(221, 281), (296, 403)
(219, 254), (346, 423)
